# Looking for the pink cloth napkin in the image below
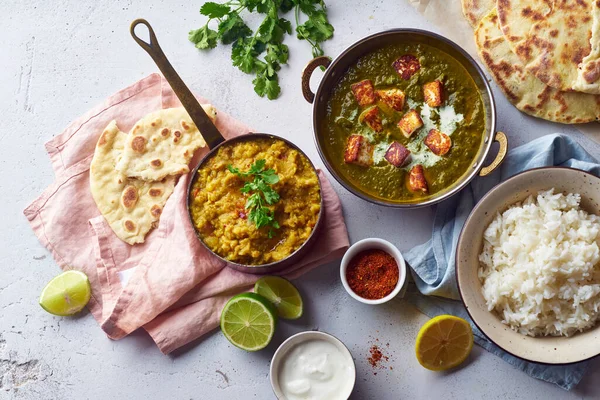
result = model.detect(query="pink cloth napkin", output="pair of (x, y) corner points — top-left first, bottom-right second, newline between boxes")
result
(24, 73), (350, 354)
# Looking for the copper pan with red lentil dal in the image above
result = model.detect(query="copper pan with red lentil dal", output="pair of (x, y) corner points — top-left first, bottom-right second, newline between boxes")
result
(188, 136), (323, 270)
(130, 20), (323, 274)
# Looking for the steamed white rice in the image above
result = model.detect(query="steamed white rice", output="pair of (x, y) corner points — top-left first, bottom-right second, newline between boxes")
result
(478, 189), (600, 337)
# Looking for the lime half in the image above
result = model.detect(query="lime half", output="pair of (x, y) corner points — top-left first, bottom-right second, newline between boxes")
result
(220, 293), (277, 351)
(254, 276), (303, 320)
(39, 270), (91, 316)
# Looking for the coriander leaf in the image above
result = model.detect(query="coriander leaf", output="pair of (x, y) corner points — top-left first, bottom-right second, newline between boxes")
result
(297, 0), (317, 16)
(296, 10), (333, 43)
(258, 17), (292, 44)
(260, 169), (280, 184)
(200, 2), (231, 18)
(241, 0), (270, 13)
(279, 0), (295, 13)
(227, 164), (241, 175)
(232, 38), (257, 73)
(189, 26), (218, 49)
(245, 192), (262, 209)
(253, 74), (281, 99)
(262, 187), (280, 204)
(248, 159), (267, 174)
(263, 77), (281, 99)
(218, 13), (252, 44)
(265, 43), (289, 65)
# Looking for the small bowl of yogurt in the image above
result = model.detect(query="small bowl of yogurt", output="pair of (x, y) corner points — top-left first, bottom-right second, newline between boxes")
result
(270, 331), (356, 400)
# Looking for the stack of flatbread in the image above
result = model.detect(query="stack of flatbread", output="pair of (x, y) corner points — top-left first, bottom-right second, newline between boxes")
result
(461, 0), (600, 124)
(90, 106), (217, 244)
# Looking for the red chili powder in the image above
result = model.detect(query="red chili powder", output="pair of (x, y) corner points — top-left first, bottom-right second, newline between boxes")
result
(346, 249), (399, 299)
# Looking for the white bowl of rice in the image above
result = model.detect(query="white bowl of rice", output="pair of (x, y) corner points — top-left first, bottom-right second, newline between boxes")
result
(457, 167), (600, 364)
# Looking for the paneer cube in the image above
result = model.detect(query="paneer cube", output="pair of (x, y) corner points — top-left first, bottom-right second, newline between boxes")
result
(344, 135), (373, 167)
(351, 79), (376, 106)
(424, 129), (452, 156)
(408, 164), (428, 193)
(397, 109), (423, 138)
(423, 80), (444, 107)
(376, 88), (406, 111)
(384, 142), (411, 167)
(359, 106), (383, 132)
(392, 55), (421, 80)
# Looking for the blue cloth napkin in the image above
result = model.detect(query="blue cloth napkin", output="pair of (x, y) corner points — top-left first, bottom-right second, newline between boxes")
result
(404, 134), (600, 390)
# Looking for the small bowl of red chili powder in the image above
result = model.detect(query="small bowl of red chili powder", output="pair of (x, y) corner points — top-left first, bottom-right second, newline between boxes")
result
(340, 238), (406, 304)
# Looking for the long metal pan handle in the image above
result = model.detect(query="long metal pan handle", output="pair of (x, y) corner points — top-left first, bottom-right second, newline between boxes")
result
(130, 19), (225, 149)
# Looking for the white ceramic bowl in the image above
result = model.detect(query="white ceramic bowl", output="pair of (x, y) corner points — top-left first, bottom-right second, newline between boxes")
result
(340, 238), (407, 304)
(270, 331), (356, 399)
(457, 167), (600, 364)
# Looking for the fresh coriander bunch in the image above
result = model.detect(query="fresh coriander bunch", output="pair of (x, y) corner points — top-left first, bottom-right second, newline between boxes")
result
(189, 0), (334, 100)
(227, 159), (281, 237)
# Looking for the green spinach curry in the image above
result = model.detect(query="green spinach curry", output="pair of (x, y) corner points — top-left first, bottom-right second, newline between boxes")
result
(322, 43), (485, 202)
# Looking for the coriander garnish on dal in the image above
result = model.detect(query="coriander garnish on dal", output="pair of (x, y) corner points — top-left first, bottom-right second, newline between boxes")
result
(227, 159), (281, 237)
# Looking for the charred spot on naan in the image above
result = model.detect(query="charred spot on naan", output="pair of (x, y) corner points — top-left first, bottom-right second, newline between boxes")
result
(123, 220), (137, 233)
(131, 136), (147, 153)
(583, 60), (600, 84)
(121, 185), (139, 209)
(150, 205), (162, 218)
(149, 188), (163, 197)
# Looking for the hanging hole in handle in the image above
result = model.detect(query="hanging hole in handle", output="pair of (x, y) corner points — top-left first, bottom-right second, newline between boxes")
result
(301, 56), (332, 103)
(130, 19), (159, 53)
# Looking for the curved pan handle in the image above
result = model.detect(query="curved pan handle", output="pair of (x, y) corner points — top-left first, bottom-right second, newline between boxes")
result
(479, 131), (508, 177)
(301, 56), (332, 103)
(130, 19), (225, 149)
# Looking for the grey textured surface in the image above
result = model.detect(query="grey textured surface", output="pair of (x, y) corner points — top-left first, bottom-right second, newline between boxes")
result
(3, 0), (600, 399)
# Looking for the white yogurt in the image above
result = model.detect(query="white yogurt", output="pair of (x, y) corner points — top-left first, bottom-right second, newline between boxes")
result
(278, 339), (354, 400)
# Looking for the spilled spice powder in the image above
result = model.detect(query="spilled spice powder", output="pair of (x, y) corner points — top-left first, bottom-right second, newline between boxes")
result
(368, 344), (390, 375)
(368, 345), (384, 368)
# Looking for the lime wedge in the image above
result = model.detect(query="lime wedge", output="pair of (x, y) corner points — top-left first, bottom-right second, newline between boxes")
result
(220, 293), (277, 351)
(254, 276), (303, 320)
(39, 270), (91, 316)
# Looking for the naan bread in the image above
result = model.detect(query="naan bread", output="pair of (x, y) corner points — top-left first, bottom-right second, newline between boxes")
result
(475, 10), (600, 124)
(497, 0), (600, 94)
(90, 121), (176, 245)
(461, 0), (494, 27)
(116, 106), (216, 181)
